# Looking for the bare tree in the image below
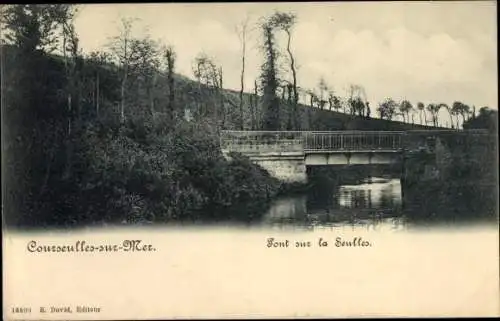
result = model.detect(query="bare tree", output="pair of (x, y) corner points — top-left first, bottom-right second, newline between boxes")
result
(317, 77), (329, 110)
(306, 89), (319, 128)
(192, 53), (224, 127)
(399, 100), (413, 123)
(417, 102), (425, 125)
(426, 103), (441, 127)
(163, 45), (176, 121)
(107, 17), (138, 123)
(347, 84), (366, 117)
(58, 6), (80, 179)
(329, 93), (343, 115)
(366, 101), (371, 118)
(440, 103), (454, 128)
(458, 102), (471, 128)
(129, 37), (161, 116)
(61, 11), (80, 135)
(87, 51), (111, 118)
(249, 80), (259, 130)
(377, 98), (397, 120)
(252, 80), (259, 129)
(452, 101), (470, 129)
(235, 16), (249, 130)
(218, 66), (225, 128)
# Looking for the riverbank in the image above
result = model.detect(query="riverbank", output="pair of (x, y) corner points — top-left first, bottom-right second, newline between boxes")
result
(402, 135), (498, 223)
(5, 118), (292, 228)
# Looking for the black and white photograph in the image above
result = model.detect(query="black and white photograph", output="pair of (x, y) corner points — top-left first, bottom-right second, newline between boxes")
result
(2, 2), (499, 319)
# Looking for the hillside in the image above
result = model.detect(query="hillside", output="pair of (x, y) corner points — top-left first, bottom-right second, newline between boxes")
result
(175, 74), (440, 132)
(219, 87), (438, 131)
(1, 44), (439, 133)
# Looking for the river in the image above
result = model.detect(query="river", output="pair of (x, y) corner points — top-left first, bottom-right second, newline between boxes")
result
(261, 173), (406, 230)
(250, 164), (497, 230)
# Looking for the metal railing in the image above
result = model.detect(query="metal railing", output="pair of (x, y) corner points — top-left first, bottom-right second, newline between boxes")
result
(303, 131), (404, 151)
(220, 130), (494, 155)
(220, 131), (406, 153)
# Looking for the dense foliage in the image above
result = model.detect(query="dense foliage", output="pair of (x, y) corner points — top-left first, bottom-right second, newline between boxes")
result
(463, 107), (498, 133)
(402, 133), (498, 223)
(64, 118), (280, 226)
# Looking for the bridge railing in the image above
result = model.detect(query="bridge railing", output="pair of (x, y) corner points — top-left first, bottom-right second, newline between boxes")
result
(220, 130), (407, 153)
(220, 131), (304, 153)
(303, 131), (404, 151)
(220, 130), (494, 155)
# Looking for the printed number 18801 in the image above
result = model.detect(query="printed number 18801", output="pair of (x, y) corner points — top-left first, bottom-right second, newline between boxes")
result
(11, 307), (31, 314)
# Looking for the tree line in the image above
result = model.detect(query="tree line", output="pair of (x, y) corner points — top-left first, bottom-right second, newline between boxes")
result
(254, 12), (492, 131)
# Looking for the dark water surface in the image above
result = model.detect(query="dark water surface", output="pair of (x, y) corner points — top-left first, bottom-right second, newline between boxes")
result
(261, 174), (406, 230)
(254, 166), (497, 230)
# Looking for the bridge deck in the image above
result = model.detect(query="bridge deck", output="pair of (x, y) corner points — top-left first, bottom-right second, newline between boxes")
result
(303, 149), (402, 153)
(221, 131), (405, 153)
(220, 130), (492, 155)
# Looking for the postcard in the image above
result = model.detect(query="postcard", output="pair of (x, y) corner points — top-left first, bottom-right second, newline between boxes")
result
(2, 2), (499, 319)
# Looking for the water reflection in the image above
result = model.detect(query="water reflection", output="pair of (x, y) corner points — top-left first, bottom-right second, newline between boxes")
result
(264, 196), (307, 223)
(262, 176), (405, 230)
(338, 177), (401, 209)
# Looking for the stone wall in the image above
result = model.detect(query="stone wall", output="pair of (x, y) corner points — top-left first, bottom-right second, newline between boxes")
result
(252, 157), (307, 184)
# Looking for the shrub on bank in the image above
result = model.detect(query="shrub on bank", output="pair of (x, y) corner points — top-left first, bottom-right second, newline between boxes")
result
(53, 115), (282, 226)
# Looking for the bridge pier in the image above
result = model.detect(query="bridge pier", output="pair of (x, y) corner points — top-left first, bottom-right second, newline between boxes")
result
(223, 151), (308, 184)
(253, 155), (307, 184)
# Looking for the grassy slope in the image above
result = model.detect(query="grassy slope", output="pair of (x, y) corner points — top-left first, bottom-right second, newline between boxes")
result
(1, 44), (441, 133)
(204, 85), (441, 131)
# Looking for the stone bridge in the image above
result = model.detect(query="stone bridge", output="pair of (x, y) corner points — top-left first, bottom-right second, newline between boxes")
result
(220, 130), (492, 183)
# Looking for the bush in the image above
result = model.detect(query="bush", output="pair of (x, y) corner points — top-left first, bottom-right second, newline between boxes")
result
(43, 114), (283, 226)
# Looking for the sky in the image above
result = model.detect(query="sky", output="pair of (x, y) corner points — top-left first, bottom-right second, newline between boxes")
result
(73, 2), (497, 125)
